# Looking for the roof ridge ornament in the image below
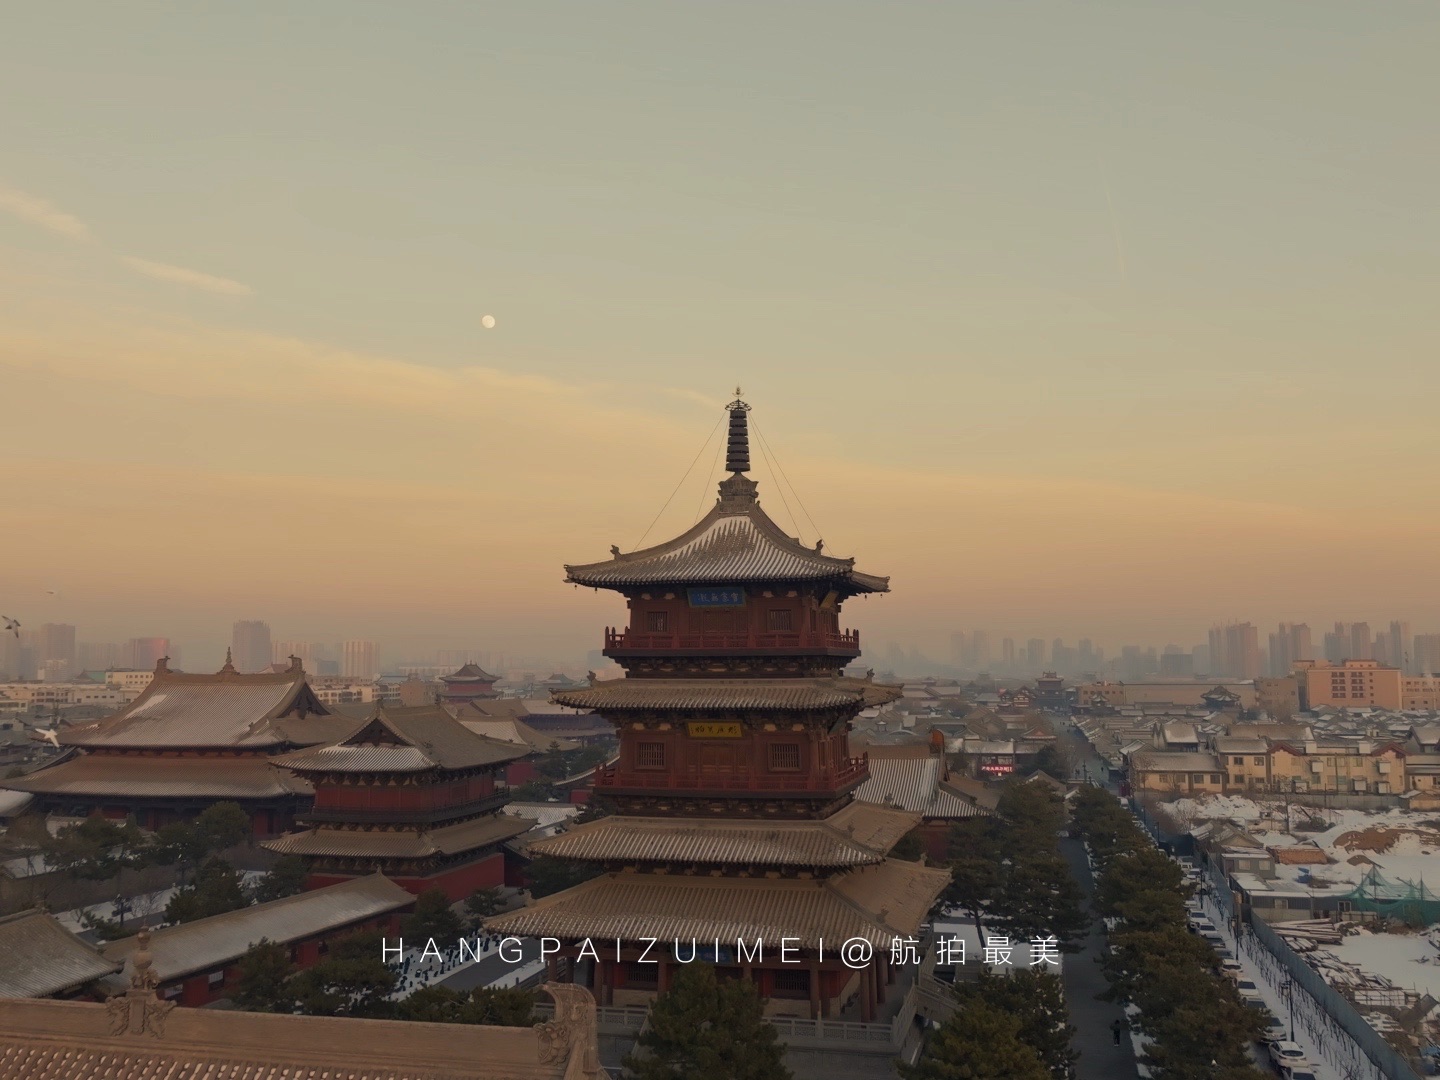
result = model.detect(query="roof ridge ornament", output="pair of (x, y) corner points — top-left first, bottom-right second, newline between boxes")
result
(220, 648), (236, 674)
(724, 391), (751, 475)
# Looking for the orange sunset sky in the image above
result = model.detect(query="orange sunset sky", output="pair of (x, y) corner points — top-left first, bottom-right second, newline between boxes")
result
(2, 4), (1438, 666)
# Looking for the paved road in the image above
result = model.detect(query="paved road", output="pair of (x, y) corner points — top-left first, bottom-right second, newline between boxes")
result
(1059, 837), (1140, 1080)
(440, 937), (543, 992)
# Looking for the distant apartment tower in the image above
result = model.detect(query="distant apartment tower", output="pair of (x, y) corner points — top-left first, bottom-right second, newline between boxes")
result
(1210, 622), (1260, 678)
(1001, 638), (1016, 666)
(949, 632), (966, 667)
(1160, 646), (1192, 677)
(969, 630), (990, 668)
(36, 623), (77, 681)
(1268, 622), (1313, 677)
(1379, 621), (1412, 673)
(342, 640), (378, 679)
(77, 641), (123, 671)
(1349, 621), (1372, 661)
(1415, 634), (1440, 677)
(231, 620), (273, 674)
(1025, 638), (1046, 670)
(272, 640), (322, 671)
(124, 637), (171, 669)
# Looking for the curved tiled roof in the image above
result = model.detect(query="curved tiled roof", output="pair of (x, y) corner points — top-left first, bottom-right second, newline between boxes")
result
(564, 489), (888, 595)
(3, 755), (314, 800)
(59, 666), (338, 750)
(0, 909), (120, 997)
(552, 676), (902, 713)
(262, 814), (534, 859)
(526, 800), (920, 869)
(271, 705), (525, 774)
(486, 859), (949, 950)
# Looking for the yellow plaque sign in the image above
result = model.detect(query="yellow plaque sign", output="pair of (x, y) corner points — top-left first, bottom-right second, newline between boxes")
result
(688, 721), (742, 739)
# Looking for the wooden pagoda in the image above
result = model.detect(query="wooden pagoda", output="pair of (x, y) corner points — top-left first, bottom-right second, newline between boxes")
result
(488, 396), (949, 1021)
(263, 704), (534, 899)
(438, 662), (501, 705)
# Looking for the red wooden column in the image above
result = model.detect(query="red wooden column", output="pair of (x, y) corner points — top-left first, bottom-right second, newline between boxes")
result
(808, 960), (821, 1020)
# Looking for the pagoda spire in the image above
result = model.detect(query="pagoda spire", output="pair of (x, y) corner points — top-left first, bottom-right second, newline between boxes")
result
(725, 388), (751, 474)
(220, 647), (236, 673)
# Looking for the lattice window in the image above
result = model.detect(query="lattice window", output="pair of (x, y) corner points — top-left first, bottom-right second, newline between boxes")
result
(769, 743), (802, 771)
(772, 968), (811, 997)
(635, 741), (666, 769)
(766, 608), (793, 632)
(645, 610), (668, 633)
(625, 962), (658, 988)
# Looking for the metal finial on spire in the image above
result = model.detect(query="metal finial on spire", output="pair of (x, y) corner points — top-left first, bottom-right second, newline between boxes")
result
(725, 391), (751, 473)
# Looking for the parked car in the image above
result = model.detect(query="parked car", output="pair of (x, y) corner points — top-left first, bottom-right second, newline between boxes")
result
(1267, 1041), (1308, 1070)
(1235, 978), (1265, 1005)
(1219, 959), (1244, 979)
(1261, 1017), (1289, 1046)
(1280, 1067), (1318, 1080)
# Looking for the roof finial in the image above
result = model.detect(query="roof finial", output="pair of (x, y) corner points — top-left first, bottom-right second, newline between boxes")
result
(221, 647), (236, 674)
(725, 391), (751, 474)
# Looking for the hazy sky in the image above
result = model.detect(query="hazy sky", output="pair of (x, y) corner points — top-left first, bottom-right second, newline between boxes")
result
(2, 4), (1438, 667)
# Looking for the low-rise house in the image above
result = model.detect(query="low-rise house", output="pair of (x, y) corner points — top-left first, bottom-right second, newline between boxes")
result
(1128, 750), (1225, 795)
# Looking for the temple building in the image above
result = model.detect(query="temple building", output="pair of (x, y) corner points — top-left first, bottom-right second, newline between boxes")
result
(488, 395), (950, 1025)
(1, 655), (347, 836)
(438, 661), (501, 705)
(262, 704), (534, 899)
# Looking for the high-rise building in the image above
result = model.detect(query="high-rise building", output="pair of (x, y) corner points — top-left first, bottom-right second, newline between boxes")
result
(949, 632), (966, 667)
(1349, 622), (1372, 661)
(1191, 644), (1210, 673)
(1268, 622), (1312, 676)
(969, 630), (990, 669)
(1210, 622), (1260, 678)
(1292, 623), (1313, 664)
(1415, 634), (1440, 677)
(1324, 623), (1347, 663)
(1078, 639), (1097, 672)
(1160, 650), (1193, 677)
(1001, 638), (1016, 666)
(1388, 621), (1413, 674)
(77, 641), (123, 671)
(231, 620), (273, 674)
(272, 640), (323, 671)
(1025, 638), (1046, 669)
(36, 623), (77, 681)
(342, 640), (378, 679)
(124, 637), (171, 670)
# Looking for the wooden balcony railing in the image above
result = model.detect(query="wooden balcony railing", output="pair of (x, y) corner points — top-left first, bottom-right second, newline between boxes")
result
(604, 628), (860, 652)
(592, 754), (868, 794)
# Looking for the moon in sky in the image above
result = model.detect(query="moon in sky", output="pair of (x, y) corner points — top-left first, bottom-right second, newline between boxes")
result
(481, 315), (496, 329)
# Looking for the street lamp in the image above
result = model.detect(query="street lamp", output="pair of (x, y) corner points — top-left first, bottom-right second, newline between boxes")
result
(1280, 975), (1295, 1042)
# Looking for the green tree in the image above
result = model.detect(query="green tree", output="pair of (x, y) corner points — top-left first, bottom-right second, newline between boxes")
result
(464, 887), (504, 921)
(43, 815), (150, 882)
(954, 971), (1076, 1079)
(622, 963), (791, 1080)
(233, 939), (296, 1012)
(990, 850), (1089, 951)
(401, 887), (466, 952)
(152, 801), (251, 884)
(943, 817), (1003, 929)
(289, 930), (397, 1017)
(195, 800), (251, 850)
(900, 999), (1050, 1080)
(891, 829), (926, 862)
(253, 855), (308, 903)
(395, 984), (536, 1026)
(164, 856), (247, 923)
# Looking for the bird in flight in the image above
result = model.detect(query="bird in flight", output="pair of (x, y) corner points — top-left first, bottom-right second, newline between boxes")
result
(2, 616), (19, 637)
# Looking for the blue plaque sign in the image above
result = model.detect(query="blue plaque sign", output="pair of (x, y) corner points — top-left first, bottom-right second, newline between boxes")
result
(686, 587), (746, 608)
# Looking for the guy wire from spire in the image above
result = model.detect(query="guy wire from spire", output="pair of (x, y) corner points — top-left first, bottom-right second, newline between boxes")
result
(695, 420), (727, 524)
(753, 425), (804, 545)
(632, 411), (725, 551)
(752, 417), (822, 544)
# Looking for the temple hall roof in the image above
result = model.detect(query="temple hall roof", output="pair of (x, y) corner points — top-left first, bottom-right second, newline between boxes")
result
(552, 676), (902, 713)
(0, 909), (121, 997)
(485, 859), (949, 950)
(270, 705), (526, 774)
(524, 798), (920, 868)
(2, 754), (314, 800)
(856, 756), (992, 819)
(262, 814), (535, 859)
(0, 984), (603, 1080)
(56, 660), (341, 750)
(442, 662), (500, 684)
(102, 873), (414, 984)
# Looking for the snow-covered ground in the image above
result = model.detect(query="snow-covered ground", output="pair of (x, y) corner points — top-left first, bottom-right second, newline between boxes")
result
(1202, 883), (1389, 1080)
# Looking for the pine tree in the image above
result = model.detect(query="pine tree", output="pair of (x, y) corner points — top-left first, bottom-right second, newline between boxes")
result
(232, 939), (296, 1012)
(289, 930), (397, 1017)
(165, 856), (247, 923)
(622, 963), (791, 1080)
(401, 887), (466, 951)
(954, 971), (1076, 1079)
(901, 1000), (1050, 1080)
(253, 854), (308, 902)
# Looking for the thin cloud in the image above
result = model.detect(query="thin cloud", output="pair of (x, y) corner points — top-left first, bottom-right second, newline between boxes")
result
(120, 256), (252, 296)
(0, 185), (90, 240)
